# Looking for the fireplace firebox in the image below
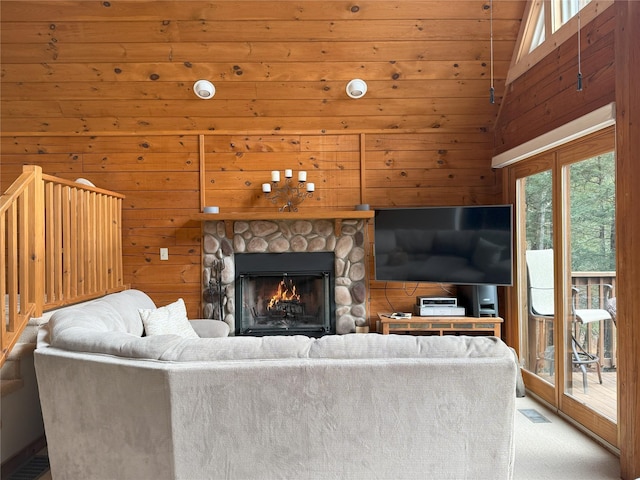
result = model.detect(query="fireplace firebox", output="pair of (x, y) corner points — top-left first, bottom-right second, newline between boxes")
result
(234, 252), (335, 336)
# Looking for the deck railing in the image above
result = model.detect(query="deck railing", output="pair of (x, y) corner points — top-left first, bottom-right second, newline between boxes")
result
(572, 273), (616, 310)
(1, 165), (126, 366)
(572, 272), (617, 367)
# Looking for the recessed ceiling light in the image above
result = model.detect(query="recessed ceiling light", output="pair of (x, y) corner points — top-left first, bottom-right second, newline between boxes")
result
(346, 79), (367, 99)
(193, 80), (215, 99)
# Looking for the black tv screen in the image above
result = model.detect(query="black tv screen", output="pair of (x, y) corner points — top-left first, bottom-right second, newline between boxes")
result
(374, 205), (513, 286)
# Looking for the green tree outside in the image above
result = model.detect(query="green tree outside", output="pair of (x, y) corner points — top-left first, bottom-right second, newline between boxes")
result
(523, 154), (616, 272)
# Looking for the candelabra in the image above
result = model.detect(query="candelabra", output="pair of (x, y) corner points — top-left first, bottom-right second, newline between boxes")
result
(262, 170), (315, 212)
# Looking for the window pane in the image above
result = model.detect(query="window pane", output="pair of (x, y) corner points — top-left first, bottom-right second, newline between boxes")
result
(520, 170), (555, 384)
(564, 152), (616, 422)
(529, 6), (546, 52)
(554, 0), (592, 32)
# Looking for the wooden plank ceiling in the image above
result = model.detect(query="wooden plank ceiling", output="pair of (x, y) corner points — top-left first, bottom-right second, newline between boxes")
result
(0, 0), (526, 136)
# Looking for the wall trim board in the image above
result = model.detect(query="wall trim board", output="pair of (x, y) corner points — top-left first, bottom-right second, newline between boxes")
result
(491, 102), (615, 168)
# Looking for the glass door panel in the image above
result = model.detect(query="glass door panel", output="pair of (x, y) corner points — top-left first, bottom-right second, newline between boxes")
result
(519, 170), (555, 385)
(563, 152), (617, 422)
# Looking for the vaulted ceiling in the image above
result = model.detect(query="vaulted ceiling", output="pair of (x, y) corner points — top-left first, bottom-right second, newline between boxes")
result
(0, 1), (526, 136)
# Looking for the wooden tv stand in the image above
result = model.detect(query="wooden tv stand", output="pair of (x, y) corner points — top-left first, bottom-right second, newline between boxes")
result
(378, 313), (503, 337)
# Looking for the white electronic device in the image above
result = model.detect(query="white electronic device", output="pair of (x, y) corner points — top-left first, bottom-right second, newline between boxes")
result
(416, 296), (458, 307)
(414, 305), (466, 317)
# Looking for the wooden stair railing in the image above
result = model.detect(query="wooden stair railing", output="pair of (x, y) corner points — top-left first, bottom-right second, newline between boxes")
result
(1, 165), (126, 367)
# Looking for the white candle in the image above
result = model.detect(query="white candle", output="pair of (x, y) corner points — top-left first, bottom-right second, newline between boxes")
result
(262, 183), (271, 193)
(271, 170), (280, 182)
(306, 182), (315, 192)
(285, 169), (293, 178)
(298, 171), (307, 182)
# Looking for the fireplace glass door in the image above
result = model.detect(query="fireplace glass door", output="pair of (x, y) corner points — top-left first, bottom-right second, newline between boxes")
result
(238, 272), (331, 336)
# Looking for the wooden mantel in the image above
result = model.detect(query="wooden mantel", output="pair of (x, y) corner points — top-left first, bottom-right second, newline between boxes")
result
(191, 210), (375, 237)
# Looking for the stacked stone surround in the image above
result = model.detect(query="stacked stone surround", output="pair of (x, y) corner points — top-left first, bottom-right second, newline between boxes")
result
(202, 218), (369, 335)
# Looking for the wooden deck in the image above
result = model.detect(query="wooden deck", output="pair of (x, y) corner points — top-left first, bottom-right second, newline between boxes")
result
(538, 369), (617, 422)
(569, 369), (617, 422)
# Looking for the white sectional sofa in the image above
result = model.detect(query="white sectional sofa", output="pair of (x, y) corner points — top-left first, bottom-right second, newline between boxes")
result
(34, 290), (518, 480)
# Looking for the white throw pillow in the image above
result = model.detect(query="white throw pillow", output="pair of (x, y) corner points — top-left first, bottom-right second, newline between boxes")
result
(139, 298), (199, 339)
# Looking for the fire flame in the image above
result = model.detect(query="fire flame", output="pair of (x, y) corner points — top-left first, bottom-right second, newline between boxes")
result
(268, 278), (300, 309)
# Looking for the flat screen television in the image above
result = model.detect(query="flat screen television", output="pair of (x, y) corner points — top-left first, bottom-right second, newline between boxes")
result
(374, 205), (513, 286)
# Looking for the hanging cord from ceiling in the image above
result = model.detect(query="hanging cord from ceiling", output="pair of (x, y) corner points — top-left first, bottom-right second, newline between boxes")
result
(489, 0), (495, 103)
(577, 9), (583, 91)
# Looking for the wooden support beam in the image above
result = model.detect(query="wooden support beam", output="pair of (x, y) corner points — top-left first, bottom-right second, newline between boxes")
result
(615, 0), (640, 477)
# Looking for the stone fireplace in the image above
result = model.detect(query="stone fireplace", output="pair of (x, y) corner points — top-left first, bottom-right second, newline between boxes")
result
(201, 216), (369, 335)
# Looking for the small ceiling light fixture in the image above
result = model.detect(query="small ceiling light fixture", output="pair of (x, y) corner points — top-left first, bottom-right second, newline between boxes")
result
(346, 79), (367, 99)
(193, 79), (215, 99)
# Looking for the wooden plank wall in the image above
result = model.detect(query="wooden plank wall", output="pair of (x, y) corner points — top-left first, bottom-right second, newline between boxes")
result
(494, 6), (615, 155)
(203, 135), (362, 211)
(0, 1), (523, 135)
(0, 1), (522, 321)
(1, 131), (500, 321)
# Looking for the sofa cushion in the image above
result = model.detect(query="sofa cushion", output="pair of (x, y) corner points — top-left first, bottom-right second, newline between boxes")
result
(190, 319), (231, 338)
(99, 289), (154, 336)
(48, 300), (134, 353)
(309, 333), (509, 359)
(139, 298), (199, 339)
(49, 301), (127, 333)
(156, 335), (315, 361)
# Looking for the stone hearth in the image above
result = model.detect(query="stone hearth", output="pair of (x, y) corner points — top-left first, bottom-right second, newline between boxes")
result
(202, 218), (369, 335)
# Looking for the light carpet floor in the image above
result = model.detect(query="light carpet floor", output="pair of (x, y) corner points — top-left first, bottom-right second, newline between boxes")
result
(513, 395), (620, 479)
(31, 396), (621, 480)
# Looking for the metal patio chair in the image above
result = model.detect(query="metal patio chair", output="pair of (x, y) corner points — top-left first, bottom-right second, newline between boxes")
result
(526, 249), (609, 393)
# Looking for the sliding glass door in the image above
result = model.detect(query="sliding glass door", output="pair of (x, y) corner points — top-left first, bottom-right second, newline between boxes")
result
(510, 127), (617, 446)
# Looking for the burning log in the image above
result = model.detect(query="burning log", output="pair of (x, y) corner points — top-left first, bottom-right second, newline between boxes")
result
(267, 278), (305, 317)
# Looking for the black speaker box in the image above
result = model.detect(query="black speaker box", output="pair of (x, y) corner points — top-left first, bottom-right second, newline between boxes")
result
(458, 285), (498, 317)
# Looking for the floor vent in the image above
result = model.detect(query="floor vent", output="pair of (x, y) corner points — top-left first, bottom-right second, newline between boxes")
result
(519, 408), (552, 423)
(6, 455), (49, 480)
